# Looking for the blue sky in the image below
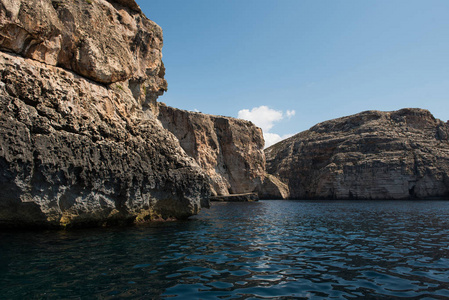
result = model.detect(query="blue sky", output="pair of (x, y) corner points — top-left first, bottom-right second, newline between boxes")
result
(137, 0), (449, 147)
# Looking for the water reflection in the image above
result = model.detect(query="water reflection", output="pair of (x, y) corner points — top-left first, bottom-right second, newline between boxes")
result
(1, 200), (449, 298)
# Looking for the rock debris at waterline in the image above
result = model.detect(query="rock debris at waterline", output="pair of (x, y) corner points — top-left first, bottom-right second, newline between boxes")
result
(210, 193), (259, 202)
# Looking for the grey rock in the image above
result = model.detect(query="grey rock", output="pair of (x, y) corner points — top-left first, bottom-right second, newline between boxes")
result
(265, 108), (449, 200)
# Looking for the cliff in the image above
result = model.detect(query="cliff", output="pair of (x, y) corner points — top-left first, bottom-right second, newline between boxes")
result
(265, 108), (449, 200)
(0, 0), (211, 228)
(157, 103), (265, 196)
(0, 0), (166, 102)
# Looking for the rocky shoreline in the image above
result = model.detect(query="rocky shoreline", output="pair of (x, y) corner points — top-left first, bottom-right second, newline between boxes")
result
(210, 193), (259, 202)
(0, 0), (269, 229)
(0, 0), (448, 229)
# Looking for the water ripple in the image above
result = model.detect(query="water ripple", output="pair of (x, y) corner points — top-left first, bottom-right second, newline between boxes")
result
(1, 200), (449, 298)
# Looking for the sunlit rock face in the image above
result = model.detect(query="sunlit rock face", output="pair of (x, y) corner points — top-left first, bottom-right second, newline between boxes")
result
(256, 174), (290, 200)
(265, 108), (449, 200)
(0, 0), (210, 228)
(0, 0), (166, 103)
(157, 103), (266, 196)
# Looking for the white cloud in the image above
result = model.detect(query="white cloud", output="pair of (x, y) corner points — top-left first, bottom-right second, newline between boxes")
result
(238, 106), (295, 148)
(238, 106), (283, 132)
(263, 132), (282, 148)
(286, 110), (296, 118)
(263, 133), (294, 148)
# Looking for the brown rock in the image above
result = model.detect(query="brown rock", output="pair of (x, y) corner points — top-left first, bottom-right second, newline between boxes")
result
(257, 174), (290, 199)
(0, 0), (271, 228)
(0, 0), (63, 65)
(0, 51), (210, 228)
(0, 0), (166, 100)
(0, 0), (209, 228)
(108, 0), (141, 12)
(157, 103), (266, 196)
(265, 108), (449, 200)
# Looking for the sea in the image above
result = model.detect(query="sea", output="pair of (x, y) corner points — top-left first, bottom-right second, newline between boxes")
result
(1, 200), (449, 299)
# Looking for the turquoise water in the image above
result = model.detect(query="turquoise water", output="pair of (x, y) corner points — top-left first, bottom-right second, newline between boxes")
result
(1, 200), (449, 299)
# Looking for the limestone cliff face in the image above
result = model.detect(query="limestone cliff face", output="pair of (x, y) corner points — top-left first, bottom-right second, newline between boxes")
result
(0, 0), (166, 104)
(157, 103), (265, 196)
(0, 0), (210, 228)
(265, 108), (449, 200)
(256, 174), (290, 200)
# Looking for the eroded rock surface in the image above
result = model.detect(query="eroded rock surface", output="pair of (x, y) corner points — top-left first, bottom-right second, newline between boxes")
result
(0, 0), (166, 102)
(265, 109), (449, 199)
(256, 174), (290, 200)
(157, 103), (265, 196)
(0, 0), (210, 228)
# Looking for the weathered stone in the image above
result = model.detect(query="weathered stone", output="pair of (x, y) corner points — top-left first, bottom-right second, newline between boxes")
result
(0, 0), (271, 228)
(0, 0), (211, 228)
(265, 108), (449, 200)
(257, 174), (290, 200)
(0, 51), (210, 228)
(0, 0), (166, 103)
(157, 103), (266, 196)
(210, 193), (259, 202)
(108, 0), (141, 12)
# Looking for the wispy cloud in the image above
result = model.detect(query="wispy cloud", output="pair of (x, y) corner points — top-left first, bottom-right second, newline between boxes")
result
(238, 106), (295, 148)
(286, 110), (296, 119)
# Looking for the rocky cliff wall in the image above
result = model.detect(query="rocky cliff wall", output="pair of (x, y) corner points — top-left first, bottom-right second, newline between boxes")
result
(0, 0), (210, 228)
(157, 103), (266, 196)
(265, 108), (449, 200)
(0, 0), (166, 106)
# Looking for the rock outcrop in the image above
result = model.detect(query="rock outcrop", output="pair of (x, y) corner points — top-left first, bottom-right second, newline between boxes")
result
(256, 174), (290, 200)
(265, 108), (449, 200)
(210, 193), (259, 202)
(0, 0), (211, 228)
(157, 103), (265, 196)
